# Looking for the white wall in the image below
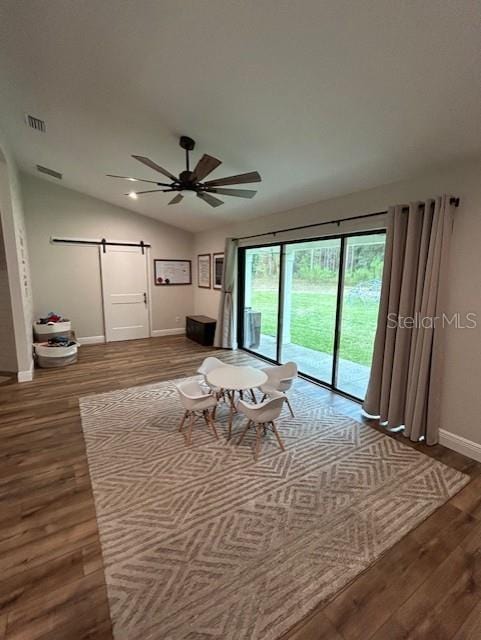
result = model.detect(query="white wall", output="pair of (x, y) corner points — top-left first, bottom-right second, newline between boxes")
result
(194, 158), (481, 450)
(0, 223), (17, 371)
(0, 132), (34, 377)
(22, 174), (194, 340)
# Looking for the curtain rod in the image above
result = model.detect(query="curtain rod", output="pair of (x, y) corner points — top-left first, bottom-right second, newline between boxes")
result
(51, 237), (151, 253)
(234, 197), (460, 242)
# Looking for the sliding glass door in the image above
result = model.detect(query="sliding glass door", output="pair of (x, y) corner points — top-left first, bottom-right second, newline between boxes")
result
(336, 234), (385, 398)
(279, 239), (341, 383)
(240, 245), (281, 361)
(238, 231), (386, 400)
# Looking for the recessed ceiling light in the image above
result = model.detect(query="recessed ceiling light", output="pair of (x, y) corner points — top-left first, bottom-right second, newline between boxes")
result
(127, 178), (137, 182)
(128, 191), (138, 199)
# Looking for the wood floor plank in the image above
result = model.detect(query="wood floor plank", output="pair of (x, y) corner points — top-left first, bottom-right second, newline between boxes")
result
(0, 519), (99, 580)
(389, 521), (481, 639)
(0, 551), (85, 616)
(5, 573), (108, 640)
(0, 336), (479, 640)
(323, 504), (476, 639)
(452, 600), (481, 639)
(37, 619), (113, 640)
(0, 494), (94, 555)
(82, 542), (105, 575)
(450, 475), (481, 520)
(368, 617), (410, 640)
(279, 610), (344, 640)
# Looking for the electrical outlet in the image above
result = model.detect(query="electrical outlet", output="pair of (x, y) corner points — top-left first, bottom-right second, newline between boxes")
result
(175, 316), (180, 324)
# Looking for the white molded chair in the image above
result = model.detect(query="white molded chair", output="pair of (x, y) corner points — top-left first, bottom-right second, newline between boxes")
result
(236, 391), (286, 461)
(176, 380), (219, 445)
(197, 357), (230, 394)
(258, 362), (298, 417)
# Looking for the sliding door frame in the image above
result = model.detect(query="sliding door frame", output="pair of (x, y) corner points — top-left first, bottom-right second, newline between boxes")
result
(237, 228), (386, 403)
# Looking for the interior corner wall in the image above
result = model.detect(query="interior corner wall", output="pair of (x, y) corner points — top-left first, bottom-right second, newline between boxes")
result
(21, 173), (194, 340)
(193, 158), (481, 451)
(0, 133), (34, 376)
(0, 222), (18, 371)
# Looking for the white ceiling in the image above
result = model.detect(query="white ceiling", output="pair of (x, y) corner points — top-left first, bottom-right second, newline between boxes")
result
(1, 1), (481, 232)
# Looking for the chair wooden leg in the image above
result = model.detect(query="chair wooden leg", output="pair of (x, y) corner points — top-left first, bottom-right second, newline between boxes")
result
(202, 410), (209, 427)
(228, 391), (237, 413)
(187, 414), (195, 446)
(228, 403), (234, 440)
(179, 410), (189, 432)
(212, 403), (217, 420)
(207, 411), (219, 440)
(254, 424), (262, 461)
(271, 421), (285, 452)
(250, 389), (257, 403)
(261, 393), (266, 402)
(285, 396), (295, 417)
(237, 420), (251, 445)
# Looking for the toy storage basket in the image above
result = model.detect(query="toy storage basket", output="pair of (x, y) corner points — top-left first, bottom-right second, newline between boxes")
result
(35, 341), (79, 368)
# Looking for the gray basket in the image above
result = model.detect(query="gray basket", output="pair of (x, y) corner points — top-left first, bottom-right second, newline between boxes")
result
(33, 321), (72, 343)
(37, 353), (78, 368)
(34, 340), (79, 369)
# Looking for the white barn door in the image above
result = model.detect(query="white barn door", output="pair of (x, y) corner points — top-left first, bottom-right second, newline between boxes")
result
(100, 245), (150, 342)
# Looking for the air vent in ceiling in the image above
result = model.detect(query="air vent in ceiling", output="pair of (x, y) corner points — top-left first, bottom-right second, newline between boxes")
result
(36, 164), (62, 180)
(25, 114), (46, 132)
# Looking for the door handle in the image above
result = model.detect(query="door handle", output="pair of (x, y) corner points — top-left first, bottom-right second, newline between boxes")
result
(143, 292), (147, 305)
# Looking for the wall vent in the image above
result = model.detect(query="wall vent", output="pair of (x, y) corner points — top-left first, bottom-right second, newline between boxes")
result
(25, 114), (46, 132)
(36, 164), (62, 180)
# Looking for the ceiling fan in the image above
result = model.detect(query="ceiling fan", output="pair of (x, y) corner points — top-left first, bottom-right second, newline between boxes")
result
(107, 136), (262, 208)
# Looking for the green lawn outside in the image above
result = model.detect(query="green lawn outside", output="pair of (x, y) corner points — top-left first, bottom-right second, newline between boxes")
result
(250, 289), (379, 366)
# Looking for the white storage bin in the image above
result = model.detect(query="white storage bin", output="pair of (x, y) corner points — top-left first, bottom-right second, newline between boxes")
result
(35, 341), (79, 368)
(33, 320), (72, 342)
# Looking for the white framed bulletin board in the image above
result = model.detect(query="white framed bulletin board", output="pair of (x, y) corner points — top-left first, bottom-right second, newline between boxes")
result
(154, 259), (192, 285)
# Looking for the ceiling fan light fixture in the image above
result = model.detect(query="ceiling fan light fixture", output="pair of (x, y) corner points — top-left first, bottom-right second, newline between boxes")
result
(179, 188), (195, 197)
(109, 136), (262, 209)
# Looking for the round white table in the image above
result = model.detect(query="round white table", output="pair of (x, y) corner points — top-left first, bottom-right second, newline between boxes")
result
(206, 365), (267, 438)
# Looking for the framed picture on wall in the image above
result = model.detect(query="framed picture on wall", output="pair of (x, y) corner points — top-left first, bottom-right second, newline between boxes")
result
(154, 259), (192, 285)
(213, 252), (224, 290)
(197, 254), (211, 288)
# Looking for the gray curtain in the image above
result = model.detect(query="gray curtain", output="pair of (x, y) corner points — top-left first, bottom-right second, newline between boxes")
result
(363, 195), (455, 445)
(214, 237), (238, 348)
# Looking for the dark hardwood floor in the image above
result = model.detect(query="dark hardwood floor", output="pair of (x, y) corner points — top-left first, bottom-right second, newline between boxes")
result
(0, 336), (480, 640)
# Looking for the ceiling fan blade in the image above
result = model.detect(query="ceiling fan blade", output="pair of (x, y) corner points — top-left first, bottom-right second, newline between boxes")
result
(131, 155), (178, 182)
(203, 171), (261, 187)
(197, 192), (223, 208)
(207, 187), (257, 199)
(191, 154), (222, 182)
(168, 193), (184, 205)
(106, 174), (166, 185)
(124, 189), (174, 195)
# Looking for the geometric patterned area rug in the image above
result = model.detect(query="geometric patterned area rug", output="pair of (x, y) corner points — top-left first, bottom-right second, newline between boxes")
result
(79, 378), (469, 640)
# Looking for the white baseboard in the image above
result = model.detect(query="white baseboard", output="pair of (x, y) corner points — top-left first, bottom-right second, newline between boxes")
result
(77, 335), (105, 345)
(18, 360), (34, 382)
(78, 331), (185, 342)
(151, 328), (185, 337)
(439, 429), (481, 463)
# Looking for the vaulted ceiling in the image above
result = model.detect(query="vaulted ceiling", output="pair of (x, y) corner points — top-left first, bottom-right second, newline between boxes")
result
(1, 1), (480, 231)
